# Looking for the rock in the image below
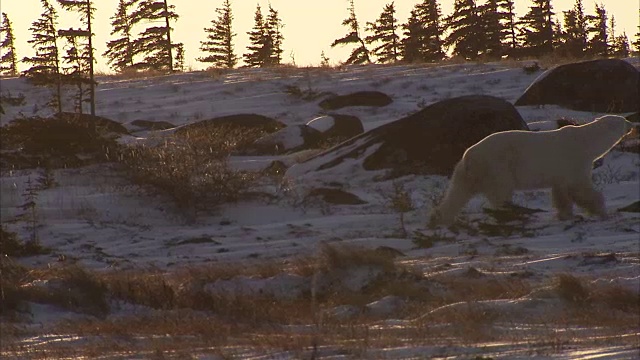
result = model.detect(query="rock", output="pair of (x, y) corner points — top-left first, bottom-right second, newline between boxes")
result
(249, 125), (322, 155)
(57, 112), (130, 135)
(174, 114), (285, 137)
(515, 59), (639, 112)
(528, 118), (579, 131)
(306, 188), (367, 205)
(365, 295), (405, 316)
(307, 114), (364, 146)
(130, 119), (176, 131)
(288, 95), (528, 178)
(319, 91), (393, 110)
(617, 201), (640, 213)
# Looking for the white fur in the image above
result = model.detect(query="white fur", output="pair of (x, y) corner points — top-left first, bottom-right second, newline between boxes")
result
(429, 115), (635, 226)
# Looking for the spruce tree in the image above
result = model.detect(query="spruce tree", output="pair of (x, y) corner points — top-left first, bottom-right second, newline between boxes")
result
(104, 0), (138, 72)
(560, 0), (588, 57)
(499, 0), (518, 53)
(611, 32), (630, 58)
(401, 9), (424, 63)
(198, 0), (236, 68)
(0, 13), (18, 77)
(517, 0), (556, 57)
(402, 0), (445, 63)
(585, 3), (608, 57)
(365, 2), (400, 64)
(331, 0), (370, 65)
(445, 0), (483, 60)
(22, 0), (62, 113)
(478, 0), (516, 58)
(243, 4), (269, 67)
(265, 4), (284, 65)
(131, 0), (179, 71)
(57, 0), (97, 115)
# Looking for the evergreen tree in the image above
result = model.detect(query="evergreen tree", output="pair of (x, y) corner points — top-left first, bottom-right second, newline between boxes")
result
(57, 0), (97, 115)
(478, 0), (517, 58)
(365, 2), (400, 64)
(0, 13), (18, 76)
(131, 0), (179, 71)
(401, 9), (423, 63)
(243, 4), (269, 67)
(331, 0), (370, 65)
(499, 0), (518, 53)
(517, 0), (556, 57)
(174, 42), (185, 71)
(401, 1), (444, 63)
(560, 0), (588, 57)
(104, 0), (138, 72)
(585, 3), (608, 57)
(265, 4), (284, 65)
(445, 0), (483, 60)
(198, 0), (236, 68)
(22, 0), (62, 113)
(611, 32), (630, 57)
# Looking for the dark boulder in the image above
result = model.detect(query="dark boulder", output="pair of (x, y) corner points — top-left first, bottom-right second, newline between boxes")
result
(306, 188), (367, 205)
(626, 113), (639, 123)
(130, 119), (176, 131)
(248, 125), (322, 155)
(287, 95), (528, 178)
(514, 59), (639, 112)
(307, 114), (364, 146)
(174, 114), (285, 137)
(319, 91), (393, 110)
(57, 112), (130, 135)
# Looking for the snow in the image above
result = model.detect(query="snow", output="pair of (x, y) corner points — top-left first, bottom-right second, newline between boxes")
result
(1, 58), (639, 358)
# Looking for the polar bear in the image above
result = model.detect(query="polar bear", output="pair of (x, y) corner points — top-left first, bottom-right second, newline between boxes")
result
(429, 115), (636, 226)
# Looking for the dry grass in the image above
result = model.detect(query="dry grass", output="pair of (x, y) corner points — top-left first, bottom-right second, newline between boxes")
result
(2, 252), (639, 358)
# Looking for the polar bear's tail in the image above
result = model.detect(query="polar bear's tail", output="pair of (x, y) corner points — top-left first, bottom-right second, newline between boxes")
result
(429, 158), (476, 227)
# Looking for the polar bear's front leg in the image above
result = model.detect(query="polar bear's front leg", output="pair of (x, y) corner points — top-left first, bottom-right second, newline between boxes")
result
(552, 185), (574, 220)
(569, 183), (607, 219)
(483, 180), (514, 209)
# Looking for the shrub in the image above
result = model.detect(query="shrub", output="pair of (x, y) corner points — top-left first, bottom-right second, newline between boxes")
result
(0, 115), (119, 170)
(0, 226), (48, 257)
(118, 127), (257, 217)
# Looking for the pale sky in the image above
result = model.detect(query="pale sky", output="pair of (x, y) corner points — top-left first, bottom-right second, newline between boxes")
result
(1, 0), (638, 73)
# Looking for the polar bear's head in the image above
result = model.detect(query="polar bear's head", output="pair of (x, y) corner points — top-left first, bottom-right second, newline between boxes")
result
(592, 115), (635, 137)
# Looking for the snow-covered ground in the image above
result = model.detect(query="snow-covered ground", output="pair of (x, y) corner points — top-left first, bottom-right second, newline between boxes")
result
(1, 59), (639, 359)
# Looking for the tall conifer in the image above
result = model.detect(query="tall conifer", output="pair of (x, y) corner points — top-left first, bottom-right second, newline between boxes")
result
(331, 0), (370, 65)
(0, 13), (18, 76)
(517, 0), (556, 57)
(57, 0), (97, 115)
(445, 0), (483, 60)
(198, 0), (236, 68)
(104, 0), (138, 72)
(586, 3), (608, 57)
(243, 4), (269, 67)
(401, 1), (445, 63)
(365, 2), (400, 63)
(131, 0), (179, 71)
(22, 0), (62, 113)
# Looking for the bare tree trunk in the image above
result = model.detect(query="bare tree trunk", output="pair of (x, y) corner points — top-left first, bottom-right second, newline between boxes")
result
(86, 0), (95, 116)
(163, 0), (173, 71)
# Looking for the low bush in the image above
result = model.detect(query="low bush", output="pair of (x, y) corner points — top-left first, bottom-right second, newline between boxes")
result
(0, 115), (119, 170)
(0, 226), (49, 257)
(118, 127), (257, 217)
